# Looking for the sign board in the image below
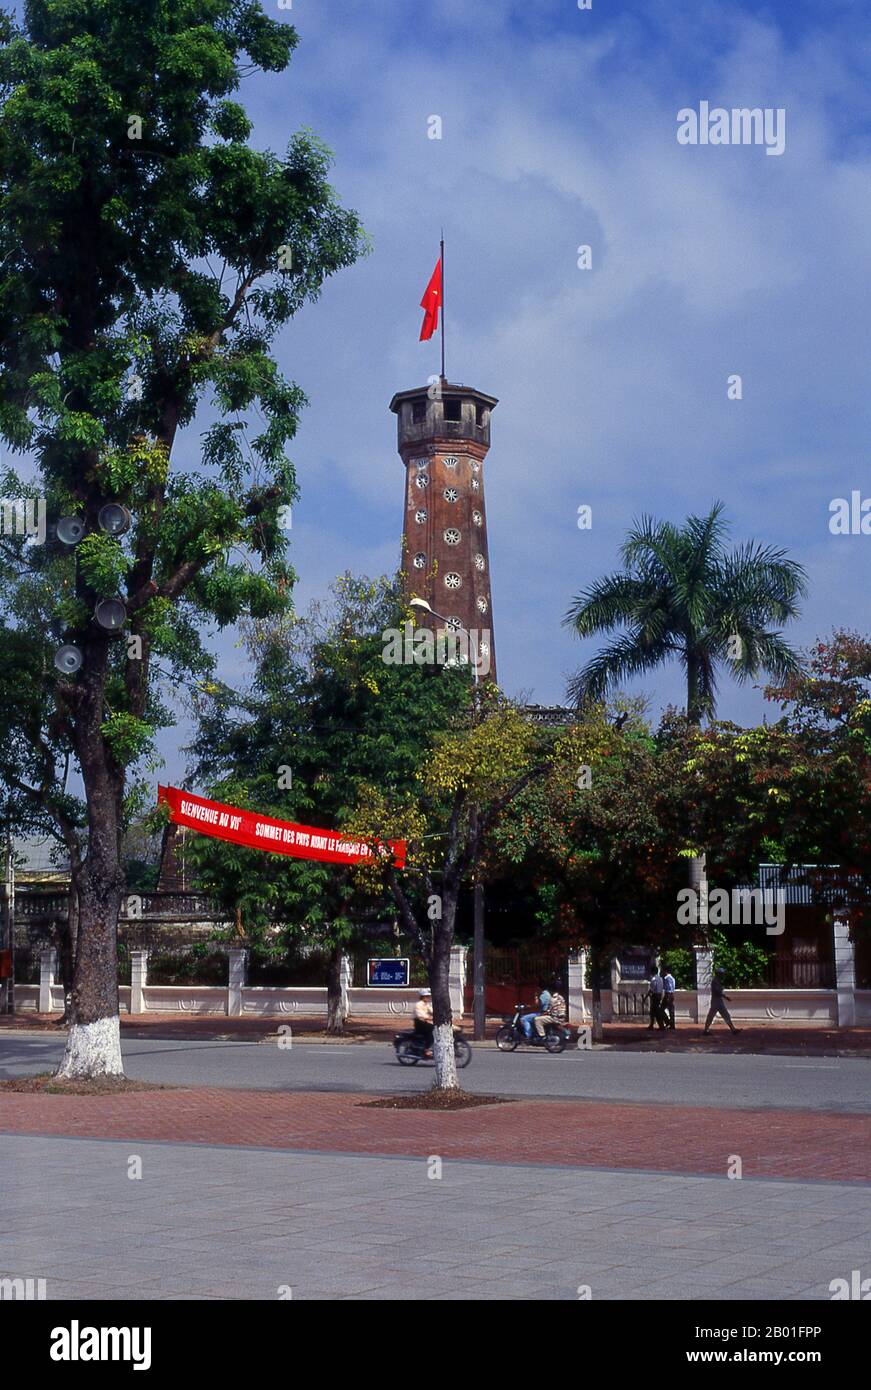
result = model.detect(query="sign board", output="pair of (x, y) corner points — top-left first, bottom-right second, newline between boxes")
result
(619, 956), (651, 980)
(367, 957), (410, 987)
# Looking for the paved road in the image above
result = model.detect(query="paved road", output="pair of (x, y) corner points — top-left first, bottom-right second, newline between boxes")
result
(2, 1132), (869, 1300)
(3, 1033), (871, 1111)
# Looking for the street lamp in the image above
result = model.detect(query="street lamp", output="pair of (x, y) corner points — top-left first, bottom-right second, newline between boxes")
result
(409, 596), (486, 1040)
(408, 597), (479, 686)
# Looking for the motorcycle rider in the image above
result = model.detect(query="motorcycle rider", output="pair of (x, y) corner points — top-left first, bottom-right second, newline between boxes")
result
(412, 987), (434, 1053)
(533, 983), (567, 1039)
(521, 982), (551, 1039)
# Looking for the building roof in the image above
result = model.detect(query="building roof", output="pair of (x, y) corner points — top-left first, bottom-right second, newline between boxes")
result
(389, 382), (498, 413)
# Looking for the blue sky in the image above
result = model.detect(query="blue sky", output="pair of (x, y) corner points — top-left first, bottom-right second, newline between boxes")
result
(184, 0), (870, 733)
(16, 0), (871, 802)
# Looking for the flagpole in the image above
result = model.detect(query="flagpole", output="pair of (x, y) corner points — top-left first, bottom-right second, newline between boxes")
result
(440, 231), (445, 381)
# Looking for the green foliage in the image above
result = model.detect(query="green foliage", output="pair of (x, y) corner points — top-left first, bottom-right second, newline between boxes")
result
(566, 503), (807, 723)
(489, 706), (696, 958)
(100, 711), (153, 764)
(708, 930), (771, 988)
(76, 533), (132, 597)
(185, 574), (470, 957)
(0, 1), (365, 932)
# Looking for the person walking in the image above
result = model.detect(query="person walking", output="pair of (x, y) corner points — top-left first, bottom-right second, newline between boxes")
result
(647, 967), (665, 1030)
(704, 969), (740, 1034)
(661, 965), (676, 1030)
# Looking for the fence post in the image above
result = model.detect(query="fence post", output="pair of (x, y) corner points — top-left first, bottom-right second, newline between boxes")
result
(833, 914), (856, 1028)
(694, 944), (713, 1025)
(228, 948), (247, 1017)
(568, 951), (588, 1023)
(38, 947), (57, 1014)
(609, 955), (621, 1014)
(130, 949), (149, 1016)
(340, 953), (352, 1020)
(449, 944), (467, 1020)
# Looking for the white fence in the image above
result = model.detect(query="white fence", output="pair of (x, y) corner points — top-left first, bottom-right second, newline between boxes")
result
(11, 941), (868, 1029)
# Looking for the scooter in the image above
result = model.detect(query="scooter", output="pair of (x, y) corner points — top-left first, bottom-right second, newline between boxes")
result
(393, 1028), (472, 1068)
(495, 1003), (570, 1054)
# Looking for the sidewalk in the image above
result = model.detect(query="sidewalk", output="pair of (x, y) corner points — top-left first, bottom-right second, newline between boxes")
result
(2, 1084), (870, 1182)
(4, 1011), (871, 1055)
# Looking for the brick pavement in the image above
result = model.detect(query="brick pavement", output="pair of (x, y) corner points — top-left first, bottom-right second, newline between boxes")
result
(2, 1087), (869, 1183)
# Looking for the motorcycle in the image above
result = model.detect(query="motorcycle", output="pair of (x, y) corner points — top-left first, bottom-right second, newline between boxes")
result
(495, 1003), (570, 1054)
(393, 1028), (472, 1068)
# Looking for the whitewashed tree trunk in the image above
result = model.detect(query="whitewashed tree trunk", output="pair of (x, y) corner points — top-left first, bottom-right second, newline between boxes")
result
(432, 1021), (459, 1089)
(56, 1015), (123, 1078)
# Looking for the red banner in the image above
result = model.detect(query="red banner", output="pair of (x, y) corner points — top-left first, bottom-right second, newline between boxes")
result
(158, 786), (406, 869)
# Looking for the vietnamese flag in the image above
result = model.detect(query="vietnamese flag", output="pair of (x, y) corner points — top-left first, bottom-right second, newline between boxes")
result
(419, 258), (442, 341)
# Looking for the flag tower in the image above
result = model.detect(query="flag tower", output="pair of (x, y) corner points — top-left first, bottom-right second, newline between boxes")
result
(390, 378), (499, 681)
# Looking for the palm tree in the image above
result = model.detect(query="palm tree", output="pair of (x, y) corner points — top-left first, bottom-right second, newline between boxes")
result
(566, 503), (808, 944)
(565, 503), (807, 725)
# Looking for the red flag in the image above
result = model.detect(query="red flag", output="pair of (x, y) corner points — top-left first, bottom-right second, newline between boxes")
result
(419, 258), (442, 341)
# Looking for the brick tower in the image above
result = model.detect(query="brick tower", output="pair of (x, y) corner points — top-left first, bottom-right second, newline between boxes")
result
(390, 381), (498, 680)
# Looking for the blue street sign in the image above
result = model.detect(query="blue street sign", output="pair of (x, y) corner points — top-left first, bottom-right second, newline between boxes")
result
(367, 957), (410, 987)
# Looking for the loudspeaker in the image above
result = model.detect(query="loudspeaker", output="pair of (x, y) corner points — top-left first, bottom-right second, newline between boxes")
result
(93, 598), (127, 631)
(56, 516), (86, 545)
(98, 503), (132, 537)
(54, 644), (83, 674)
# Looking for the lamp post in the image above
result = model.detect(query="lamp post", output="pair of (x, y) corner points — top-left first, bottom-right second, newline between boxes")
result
(410, 599), (486, 1041)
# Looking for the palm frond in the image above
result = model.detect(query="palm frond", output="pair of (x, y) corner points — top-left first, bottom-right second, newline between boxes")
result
(564, 573), (651, 636)
(566, 631), (669, 708)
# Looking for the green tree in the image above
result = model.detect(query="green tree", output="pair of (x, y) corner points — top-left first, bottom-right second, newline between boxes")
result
(566, 503), (807, 908)
(348, 692), (549, 1087)
(565, 503), (807, 725)
(184, 576), (471, 1033)
(489, 706), (696, 1039)
(0, 1), (364, 1075)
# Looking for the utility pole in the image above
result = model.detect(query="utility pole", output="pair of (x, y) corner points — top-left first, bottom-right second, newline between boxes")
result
(472, 853), (486, 1041)
(2, 820), (14, 1015)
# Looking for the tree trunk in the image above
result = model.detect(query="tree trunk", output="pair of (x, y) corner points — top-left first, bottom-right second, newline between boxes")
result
(55, 879), (79, 1026)
(689, 852), (708, 937)
(686, 658), (704, 729)
(429, 893), (459, 1088)
(55, 749), (125, 1078)
(432, 1020), (458, 1089)
(591, 984), (604, 1043)
(325, 942), (346, 1036)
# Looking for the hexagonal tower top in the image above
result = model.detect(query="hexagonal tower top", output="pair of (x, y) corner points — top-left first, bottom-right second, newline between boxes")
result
(389, 381), (498, 459)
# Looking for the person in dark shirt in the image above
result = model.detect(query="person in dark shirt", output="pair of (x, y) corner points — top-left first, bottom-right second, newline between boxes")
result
(704, 969), (740, 1034)
(646, 968), (665, 1029)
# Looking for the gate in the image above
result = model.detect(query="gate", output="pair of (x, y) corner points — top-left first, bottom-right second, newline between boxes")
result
(616, 987), (650, 1019)
(464, 948), (566, 1017)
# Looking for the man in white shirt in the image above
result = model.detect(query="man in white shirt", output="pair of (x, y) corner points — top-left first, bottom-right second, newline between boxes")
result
(661, 966), (676, 1029)
(413, 988), (433, 1051)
